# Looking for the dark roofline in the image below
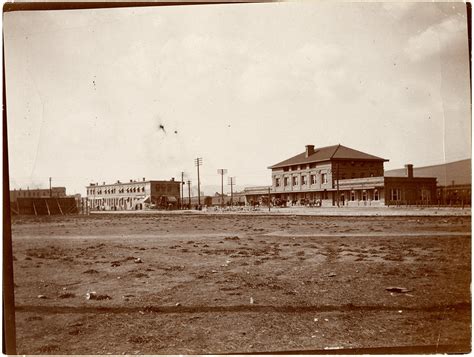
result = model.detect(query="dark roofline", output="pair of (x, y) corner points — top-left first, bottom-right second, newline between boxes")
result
(268, 157), (388, 169)
(268, 145), (388, 169)
(385, 158), (471, 172)
(86, 180), (179, 188)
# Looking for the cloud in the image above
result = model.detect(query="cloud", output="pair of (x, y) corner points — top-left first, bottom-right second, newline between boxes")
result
(237, 42), (366, 103)
(405, 16), (466, 62)
(382, 2), (418, 20)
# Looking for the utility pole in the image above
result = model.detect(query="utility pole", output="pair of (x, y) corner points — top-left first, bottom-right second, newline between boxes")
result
(187, 180), (191, 208)
(268, 187), (271, 212)
(195, 158), (203, 206)
(228, 177), (236, 206)
(336, 162), (340, 207)
(217, 169), (227, 208)
(181, 172), (184, 210)
(49, 177), (52, 197)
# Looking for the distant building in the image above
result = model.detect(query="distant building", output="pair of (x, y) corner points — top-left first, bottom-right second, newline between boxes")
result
(243, 186), (271, 206)
(10, 187), (66, 202)
(86, 178), (181, 211)
(250, 144), (438, 207)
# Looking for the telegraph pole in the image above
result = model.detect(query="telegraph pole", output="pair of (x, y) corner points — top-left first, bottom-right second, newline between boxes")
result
(228, 177), (236, 206)
(187, 180), (191, 208)
(336, 162), (340, 207)
(49, 177), (52, 197)
(217, 169), (227, 208)
(195, 158), (203, 206)
(181, 172), (184, 210)
(268, 187), (271, 212)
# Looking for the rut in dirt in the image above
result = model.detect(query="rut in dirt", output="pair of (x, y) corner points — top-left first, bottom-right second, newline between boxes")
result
(16, 301), (470, 314)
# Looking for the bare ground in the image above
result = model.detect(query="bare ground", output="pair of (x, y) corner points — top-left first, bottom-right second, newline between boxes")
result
(10, 213), (471, 354)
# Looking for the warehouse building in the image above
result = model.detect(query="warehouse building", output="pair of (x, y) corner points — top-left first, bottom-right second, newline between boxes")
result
(86, 178), (181, 211)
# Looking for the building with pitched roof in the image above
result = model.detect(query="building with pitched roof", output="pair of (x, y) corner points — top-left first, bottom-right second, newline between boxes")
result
(262, 144), (437, 207)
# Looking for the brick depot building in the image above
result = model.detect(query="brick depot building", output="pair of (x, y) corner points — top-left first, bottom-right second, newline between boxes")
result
(86, 178), (181, 211)
(249, 144), (437, 207)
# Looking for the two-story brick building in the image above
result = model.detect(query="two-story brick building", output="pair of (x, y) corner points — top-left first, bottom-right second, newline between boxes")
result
(266, 144), (437, 207)
(269, 144), (387, 206)
(86, 178), (181, 211)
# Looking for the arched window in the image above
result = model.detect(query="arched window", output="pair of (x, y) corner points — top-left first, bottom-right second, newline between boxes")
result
(374, 190), (379, 200)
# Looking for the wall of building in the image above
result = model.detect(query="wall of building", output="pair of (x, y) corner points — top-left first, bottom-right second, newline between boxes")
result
(87, 180), (151, 210)
(10, 187), (67, 202)
(332, 160), (384, 180)
(270, 160), (385, 207)
(86, 179), (182, 211)
(384, 177), (437, 205)
(271, 161), (334, 193)
(336, 176), (385, 206)
(150, 181), (181, 205)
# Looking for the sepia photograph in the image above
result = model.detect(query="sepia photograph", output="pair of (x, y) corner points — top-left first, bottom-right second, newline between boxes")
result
(3, 1), (472, 354)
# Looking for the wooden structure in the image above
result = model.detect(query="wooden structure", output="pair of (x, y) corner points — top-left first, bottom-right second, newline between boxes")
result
(11, 197), (78, 215)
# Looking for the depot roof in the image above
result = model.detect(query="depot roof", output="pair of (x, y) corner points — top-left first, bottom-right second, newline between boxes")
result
(269, 144), (388, 169)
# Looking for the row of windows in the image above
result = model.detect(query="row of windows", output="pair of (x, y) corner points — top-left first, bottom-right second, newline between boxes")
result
(88, 186), (146, 195)
(275, 172), (378, 187)
(88, 183), (177, 196)
(390, 188), (432, 201)
(281, 162), (378, 172)
(347, 190), (379, 201)
(275, 174), (328, 187)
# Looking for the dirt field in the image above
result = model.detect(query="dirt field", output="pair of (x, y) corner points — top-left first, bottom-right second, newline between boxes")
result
(10, 212), (471, 354)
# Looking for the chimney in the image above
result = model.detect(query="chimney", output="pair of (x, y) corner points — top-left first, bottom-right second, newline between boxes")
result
(305, 145), (315, 158)
(405, 164), (413, 178)
(103, 182), (105, 185)
(171, 177), (175, 181)
(143, 177), (145, 182)
(130, 179), (133, 183)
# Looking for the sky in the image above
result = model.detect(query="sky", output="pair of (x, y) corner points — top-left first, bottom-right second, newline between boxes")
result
(4, 2), (471, 196)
